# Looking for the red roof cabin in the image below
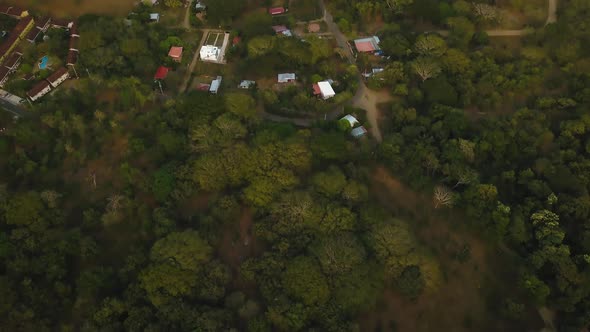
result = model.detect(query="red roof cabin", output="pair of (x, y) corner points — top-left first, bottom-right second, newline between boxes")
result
(269, 7), (285, 15)
(154, 66), (169, 80)
(168, 46), (183, 62)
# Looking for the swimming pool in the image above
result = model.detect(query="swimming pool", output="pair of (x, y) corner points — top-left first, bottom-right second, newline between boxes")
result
(38, 56), (49, 70)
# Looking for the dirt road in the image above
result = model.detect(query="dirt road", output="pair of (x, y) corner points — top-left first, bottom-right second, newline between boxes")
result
(350, 81), (391, 142)
(179, 29), (209, 93)
(183, 0), (193, 29)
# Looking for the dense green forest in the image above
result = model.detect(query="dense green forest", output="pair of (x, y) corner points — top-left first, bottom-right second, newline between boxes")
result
(1, 0), (590, 331)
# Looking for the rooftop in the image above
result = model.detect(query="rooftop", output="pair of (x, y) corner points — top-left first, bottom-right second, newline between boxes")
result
(27, 80), (51, 98)
(168, 46), (183, 58)
(354, 36), (381, 53)
(154, 66), (169, 80)
(340, 114), (359, 127)
(278, 73), (296, 82)
(66, 50), (78, 65)
(269, 7), (285, 15)
(351, 126), (368, 138)
(0, 66), (9, 80)
(4, 51), (22, 68)
(46, 67), (69, 83)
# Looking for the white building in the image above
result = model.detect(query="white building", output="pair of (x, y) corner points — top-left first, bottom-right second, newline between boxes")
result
(210, 76), (222, 94)
(351, 126), (368, 138)
(200, 45), (219, 62)
(238, 80), (255, 89)
(317, 81), (335, 99)
(277, 73), (296, 83)
(149, 13), (160, 22)
(340, 114), (359, 128)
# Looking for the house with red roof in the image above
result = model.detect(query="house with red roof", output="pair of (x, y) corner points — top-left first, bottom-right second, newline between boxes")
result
(154, 66), (169, 80)
(269, 7), (286, 15)
(168, 46), (183, 62)
(353, 36), (381, 54)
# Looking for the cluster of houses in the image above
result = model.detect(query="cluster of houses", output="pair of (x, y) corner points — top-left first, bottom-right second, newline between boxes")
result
(26, 19), (79, 102)
(0, 5), (34, 86)
(0, 4), (81, 102)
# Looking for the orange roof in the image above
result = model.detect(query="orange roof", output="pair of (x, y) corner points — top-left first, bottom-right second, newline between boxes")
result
(168, 46), (183, 58)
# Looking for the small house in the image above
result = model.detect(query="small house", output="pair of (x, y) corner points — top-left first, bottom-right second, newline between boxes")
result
(351, 126), (368, 138)
(27, 80), (52, 101)
(210, 76), (222, 94)
(154, 66), (169, 80)
(200, 45), (219, 62)
(149, 13), (160, 22)
(340, 114), (359, 128)
(354, 36), (381, 53)
(46, 67), (70, 88)
(314, 81), (335, 99)
(278, 73), (296, 83)
(269, 7), (286, 15)
(238, 80), (255, 89)
(168, 46), (183, 62)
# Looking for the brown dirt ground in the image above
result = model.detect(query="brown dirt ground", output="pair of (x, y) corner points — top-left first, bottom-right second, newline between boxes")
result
(360, 166), (543, 332)
(217, 207), (261, 271)
(6, 0), (137, 17)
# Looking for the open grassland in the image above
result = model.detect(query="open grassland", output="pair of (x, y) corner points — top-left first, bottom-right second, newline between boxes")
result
(4, 0), (137, 17)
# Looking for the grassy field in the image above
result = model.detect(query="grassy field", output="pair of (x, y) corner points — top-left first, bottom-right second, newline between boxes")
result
(5, 0), (137, 17)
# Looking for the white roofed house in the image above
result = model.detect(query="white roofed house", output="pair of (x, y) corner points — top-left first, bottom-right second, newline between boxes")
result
(351, 126), (368, 138)
(149, 13), (160, 22)
(277, 73), (296, 83)
(209, 76), (222, 94)
(315, 81), (335, 99)
(200, 45), (219, 62)
(238, 80), (255, 89)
